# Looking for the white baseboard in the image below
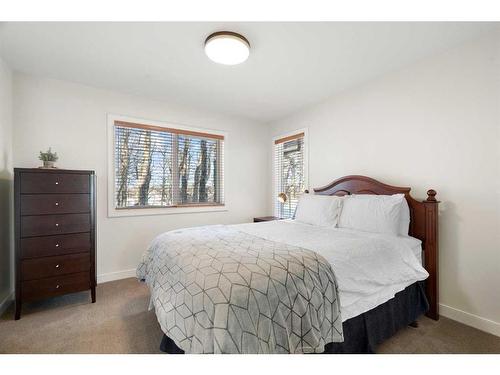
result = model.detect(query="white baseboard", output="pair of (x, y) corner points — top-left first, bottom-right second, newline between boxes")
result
(97, 269), (136, 284)
(0, 291), (14, 316)
(440, 303), (500, 337)
(4, 270), (500, 338)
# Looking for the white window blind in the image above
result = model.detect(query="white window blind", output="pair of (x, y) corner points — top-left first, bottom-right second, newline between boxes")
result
(114, 121), (224, 209)
(274, 132), (305, 218)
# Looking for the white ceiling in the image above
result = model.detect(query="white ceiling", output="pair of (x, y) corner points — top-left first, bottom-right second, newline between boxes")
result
(0, 22), (497, 122)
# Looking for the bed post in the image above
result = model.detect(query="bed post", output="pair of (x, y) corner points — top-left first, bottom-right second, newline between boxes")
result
(423, 189), (439, 320)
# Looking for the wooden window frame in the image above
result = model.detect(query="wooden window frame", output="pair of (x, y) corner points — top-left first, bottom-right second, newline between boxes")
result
(107, 114), (227, 218)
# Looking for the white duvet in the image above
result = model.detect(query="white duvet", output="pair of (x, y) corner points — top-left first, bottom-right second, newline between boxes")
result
(234, 220), (428, 321)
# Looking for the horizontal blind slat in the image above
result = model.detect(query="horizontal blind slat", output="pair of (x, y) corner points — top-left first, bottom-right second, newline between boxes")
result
(115, 121), (224, 140)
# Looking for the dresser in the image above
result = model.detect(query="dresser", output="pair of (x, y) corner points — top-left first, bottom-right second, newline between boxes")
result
(14, 168), (96, 320)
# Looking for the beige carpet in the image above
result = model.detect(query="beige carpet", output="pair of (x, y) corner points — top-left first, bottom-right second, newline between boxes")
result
(1, 278), (499, 354)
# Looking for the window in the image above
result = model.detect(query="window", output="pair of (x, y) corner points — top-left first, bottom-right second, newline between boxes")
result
(273, 131), (306, 218)
(111, 118), (224, 214)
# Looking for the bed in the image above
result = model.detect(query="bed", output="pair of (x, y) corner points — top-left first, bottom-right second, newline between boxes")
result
(137, 175), (439, 354)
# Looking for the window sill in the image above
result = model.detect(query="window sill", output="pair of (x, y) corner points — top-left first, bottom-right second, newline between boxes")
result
(108, 204), (227, 218)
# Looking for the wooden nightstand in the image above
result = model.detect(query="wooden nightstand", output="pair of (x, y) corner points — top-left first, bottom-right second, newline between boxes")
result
(253, 216), (282, 223)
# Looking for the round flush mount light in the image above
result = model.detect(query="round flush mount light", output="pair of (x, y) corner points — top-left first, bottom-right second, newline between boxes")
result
(204, 31), (250, 65)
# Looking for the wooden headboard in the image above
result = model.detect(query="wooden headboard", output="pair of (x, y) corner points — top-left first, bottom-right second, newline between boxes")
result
(309, 175), (440, 320)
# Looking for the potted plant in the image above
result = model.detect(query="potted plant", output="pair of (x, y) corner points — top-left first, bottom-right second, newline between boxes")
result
(39, 148), (59, 168)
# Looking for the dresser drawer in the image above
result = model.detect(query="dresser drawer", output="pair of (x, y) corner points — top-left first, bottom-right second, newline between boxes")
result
(21, 194), (90, 215)
(21, 213), (90, 237)
(20, 172), (90, 194)
(21, 272), (90, 301)
(22, 253), (90, 281)
(21, 232), (91, 259)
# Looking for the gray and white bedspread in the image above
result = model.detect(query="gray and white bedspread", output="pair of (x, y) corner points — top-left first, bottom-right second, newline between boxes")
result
(137, 225), (343, 353)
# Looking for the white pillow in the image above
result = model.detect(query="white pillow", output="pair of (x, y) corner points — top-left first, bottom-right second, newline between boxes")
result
(338, 194), (405, 235)
(399, 198), (410, 236)
(294, 194), (343, 227)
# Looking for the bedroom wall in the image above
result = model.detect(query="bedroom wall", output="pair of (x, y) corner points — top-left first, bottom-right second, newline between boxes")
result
(0, 56), (13, 314)
(268, 31), (500, 335)
(12, 74), (269, 283)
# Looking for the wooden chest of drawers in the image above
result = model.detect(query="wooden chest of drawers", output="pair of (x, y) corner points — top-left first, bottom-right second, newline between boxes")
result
(14, 168), (96, 320)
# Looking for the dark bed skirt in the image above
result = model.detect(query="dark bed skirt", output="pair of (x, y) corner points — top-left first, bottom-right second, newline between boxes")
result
(160, 282), (429, 354)
(325, 281), (429, 353)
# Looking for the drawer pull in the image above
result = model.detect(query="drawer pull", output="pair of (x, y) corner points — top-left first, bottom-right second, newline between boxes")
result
(55, 284), (60, 289)
(55, 264), (60, 268)
(55, 202), (59, 206)
(55, 223), (59, 227)
(55, 181), (59, 185)
(55, 243), (60, 247)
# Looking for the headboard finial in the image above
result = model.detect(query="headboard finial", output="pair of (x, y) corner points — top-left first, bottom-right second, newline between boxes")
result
(426, 189), (437, 202)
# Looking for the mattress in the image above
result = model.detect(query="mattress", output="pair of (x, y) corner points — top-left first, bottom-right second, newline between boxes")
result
(399, 235), (423, 264)
(234, 220), (428, 321)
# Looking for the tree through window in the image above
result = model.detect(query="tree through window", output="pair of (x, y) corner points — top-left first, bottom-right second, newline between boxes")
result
(114, 121), (224, 208)
(274, 132), (305, 218)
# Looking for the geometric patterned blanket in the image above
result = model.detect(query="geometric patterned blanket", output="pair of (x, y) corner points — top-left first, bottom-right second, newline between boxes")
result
(137, 225), (343, 353)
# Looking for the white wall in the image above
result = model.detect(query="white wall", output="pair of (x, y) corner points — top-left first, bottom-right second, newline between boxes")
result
(12, 74), (269, 282)
(0, 56), (13, 314)
(269, 32), (500, 335)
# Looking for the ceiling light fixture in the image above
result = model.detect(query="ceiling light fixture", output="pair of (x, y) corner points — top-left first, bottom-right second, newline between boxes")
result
(204, 31), (250, 65)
